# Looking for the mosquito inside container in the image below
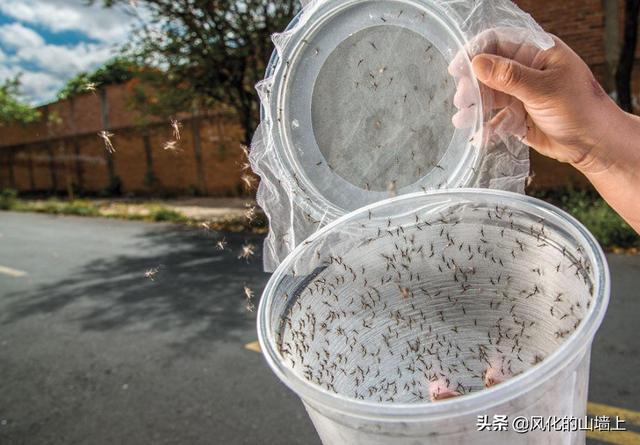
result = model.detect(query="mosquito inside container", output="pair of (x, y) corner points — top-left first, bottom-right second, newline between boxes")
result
(258, 191), (609, 445)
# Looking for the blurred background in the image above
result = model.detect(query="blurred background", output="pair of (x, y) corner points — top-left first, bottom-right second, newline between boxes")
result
(0, 1), (638, 445)
(0, 0), (639, 250)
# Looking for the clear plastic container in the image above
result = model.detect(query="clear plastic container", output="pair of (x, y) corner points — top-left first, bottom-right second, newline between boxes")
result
(257, 189), (610, 444)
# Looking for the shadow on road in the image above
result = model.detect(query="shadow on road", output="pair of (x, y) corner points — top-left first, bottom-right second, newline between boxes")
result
(1, 223), (269, 353)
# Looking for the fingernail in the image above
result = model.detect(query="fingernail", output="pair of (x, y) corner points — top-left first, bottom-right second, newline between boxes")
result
(473, 56), (494, 81)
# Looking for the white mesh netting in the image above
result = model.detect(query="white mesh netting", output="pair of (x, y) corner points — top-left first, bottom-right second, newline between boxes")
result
(250, 0), (554, 272)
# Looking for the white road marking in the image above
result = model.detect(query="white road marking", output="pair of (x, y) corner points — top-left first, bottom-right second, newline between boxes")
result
(0, 265), (27, 277)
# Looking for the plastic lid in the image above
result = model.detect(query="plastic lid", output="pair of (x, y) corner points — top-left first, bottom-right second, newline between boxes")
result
(266, 0), (482, 216)
(253, 0), (554, 271)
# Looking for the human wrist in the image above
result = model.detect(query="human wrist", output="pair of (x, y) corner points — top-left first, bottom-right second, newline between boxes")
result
(571, 103), (635, 177)
(570, 108), (640, 233)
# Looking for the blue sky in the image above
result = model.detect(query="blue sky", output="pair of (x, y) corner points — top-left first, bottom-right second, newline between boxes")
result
(0, 0), (146, 105)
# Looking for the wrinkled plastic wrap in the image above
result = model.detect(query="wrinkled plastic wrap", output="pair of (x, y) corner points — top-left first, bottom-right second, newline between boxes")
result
(250, 0), (555, 272)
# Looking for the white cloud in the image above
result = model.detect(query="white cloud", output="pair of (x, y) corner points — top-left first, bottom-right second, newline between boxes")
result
(17, 71), (63, 104)
(0, 0), (149, 104)
(0, 23), (117, 103)
(0, 60), (63, 104)
(0, 23), (45, 49)
(0, 61), (20, 81)
(0, 0), (142, 44)
(17, 41), (116, 77)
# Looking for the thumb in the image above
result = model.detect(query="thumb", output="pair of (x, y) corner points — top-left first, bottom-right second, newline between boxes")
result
(472, 54), (542, 104)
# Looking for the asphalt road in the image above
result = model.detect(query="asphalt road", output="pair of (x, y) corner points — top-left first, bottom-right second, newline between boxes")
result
(0, 212), (638, 445)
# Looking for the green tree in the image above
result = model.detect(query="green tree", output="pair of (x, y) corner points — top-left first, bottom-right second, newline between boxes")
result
(0, 76), (40, 126)
(57, 57), (140, 100)
(99, 0), (300, 144)
(128, 69), (196, 124)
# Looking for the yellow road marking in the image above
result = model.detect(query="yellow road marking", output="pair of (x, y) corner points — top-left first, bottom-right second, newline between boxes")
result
(587, 429), (640, 445)
(588, 402), (640, 426)
(587, 402), (640, 444)
(244, 341), (261, 353)
(0, 265), (27, 277)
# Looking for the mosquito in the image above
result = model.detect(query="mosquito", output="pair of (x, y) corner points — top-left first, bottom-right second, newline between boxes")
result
(244, 286), (256, 312)
(238, 243), (256, 261)
(163, 140), (179, 151)
(98, 130), (115, 154)
(241, 174), (256, 190)
(245, 205), (257, 222)
(216, 238), (227, 251)
(144, 267), (159, 281)
(84, 82), (99, 93)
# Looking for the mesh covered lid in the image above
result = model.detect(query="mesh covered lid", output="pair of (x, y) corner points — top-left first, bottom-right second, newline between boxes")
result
(251, 0), (554, 271)
(269, 1), (482, 212)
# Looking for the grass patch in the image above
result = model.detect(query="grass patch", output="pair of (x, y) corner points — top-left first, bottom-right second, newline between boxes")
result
(0, 189), (264, 232)
(0, 188), (18, 210)
(144, 204), (188, 223)
(7, 196), (101, 217)
(38, 200), (100, 217)
(0, 190), (187, 224)
(532, 188), (639, 251)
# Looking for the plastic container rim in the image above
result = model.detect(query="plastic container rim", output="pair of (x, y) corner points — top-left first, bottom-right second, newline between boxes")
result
(257, 188), (611, 422)
(262, 0), (484, 218)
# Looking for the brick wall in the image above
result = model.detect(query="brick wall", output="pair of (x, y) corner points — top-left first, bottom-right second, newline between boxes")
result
(0, 1), (634, 194)
(0, 82), (247, 197)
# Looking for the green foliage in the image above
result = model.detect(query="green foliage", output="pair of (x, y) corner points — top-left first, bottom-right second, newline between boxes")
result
(533, 188), (639, 250)
(128, 69), (196, 124)
(56, 51), (195, 124)
(0, 193), (266, 232)
(99, 0), (300, 143)
(7, 198), (101, 217)
(145, 204), (188, 223)
(0, 77), (40, 126)
(57, 57), (140, 100)
(0, 188), (18, 210)
(41, 200), (101, 217)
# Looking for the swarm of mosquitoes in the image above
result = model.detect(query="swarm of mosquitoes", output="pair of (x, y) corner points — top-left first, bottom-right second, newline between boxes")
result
(135, 9), (561, 397)
(272, 202), (595, 403)
(131, 124), (259, 299)
(97, 115), (183, 155)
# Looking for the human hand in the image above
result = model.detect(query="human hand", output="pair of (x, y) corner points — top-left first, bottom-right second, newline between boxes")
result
(449, 28), (622, 176)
